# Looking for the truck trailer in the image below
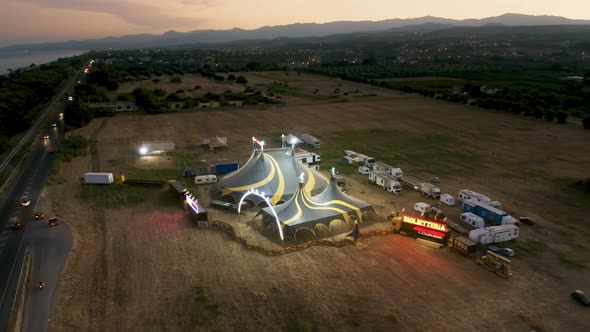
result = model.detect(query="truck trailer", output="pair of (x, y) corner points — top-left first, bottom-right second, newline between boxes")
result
(476, 250), (512, 278)
(400, 176), (422, 190)
(80, 172), (114, 184)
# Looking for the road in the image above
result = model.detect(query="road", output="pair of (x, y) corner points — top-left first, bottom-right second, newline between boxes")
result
(0, 68), (80, 331)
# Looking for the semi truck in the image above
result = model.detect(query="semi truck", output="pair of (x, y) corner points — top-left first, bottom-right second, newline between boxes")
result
(80, 172), (114, 184)
(368, 170), (401, 194)
(344, 150), (375, 168)
(420, 183), (441, 199)
(448, 236), (477, 256)
(476, 250), (512, 278)
(468, 224), (520, 244)
(462, 199), (518, 226)
(374, 162), (403, 179)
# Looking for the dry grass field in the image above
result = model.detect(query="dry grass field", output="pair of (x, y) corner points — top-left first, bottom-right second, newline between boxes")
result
(46, 72), (590, 331)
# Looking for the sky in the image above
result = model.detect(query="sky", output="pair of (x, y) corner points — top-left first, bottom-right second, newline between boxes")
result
(1, 0), (589, 46)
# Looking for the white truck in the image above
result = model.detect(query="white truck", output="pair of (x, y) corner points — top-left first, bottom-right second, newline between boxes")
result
(374, 162), (403, 179)
(468, 224), (520, 244)
(299, 133), (320, 148)
(80, 172), (114, 184)
(368, 170), (401, 194)
(420, 183), (441, 199)
(344, 150), (375, 168)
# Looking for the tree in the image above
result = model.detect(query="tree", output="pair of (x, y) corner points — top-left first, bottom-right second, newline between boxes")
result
(236, 75), (248, 84)
(227, 74), (236, 81)
(556, 111), (568, 124)
(544, 110), (555, 121)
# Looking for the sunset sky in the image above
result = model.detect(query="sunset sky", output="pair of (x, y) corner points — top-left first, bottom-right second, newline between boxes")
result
(1, 0), (589, 46)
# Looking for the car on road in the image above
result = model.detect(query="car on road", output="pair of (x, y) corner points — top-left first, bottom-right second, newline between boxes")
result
(51, 123), (57, 128)
(10, 222), (22, 230)
(571, 290), (590, 306)
(43, 134), (50, 140)
(21, 199), (31, 207)
(519, 216), (536, 226)
(430, 176), (441, 183)
(48, 217), (59, 227)
(34, 212), (44, 220)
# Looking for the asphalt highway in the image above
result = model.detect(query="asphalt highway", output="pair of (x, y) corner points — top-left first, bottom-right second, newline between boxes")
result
(0, 75), (78, 331)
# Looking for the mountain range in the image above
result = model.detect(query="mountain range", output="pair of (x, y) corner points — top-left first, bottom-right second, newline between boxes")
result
(2, 13), (590, 52)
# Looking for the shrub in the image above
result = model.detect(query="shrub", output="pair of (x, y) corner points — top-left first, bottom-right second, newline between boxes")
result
(556, 111), (568, 124)
(236, 75), (248, 84)
(544, 110), (555, 121)
(170, 77), (182, 83)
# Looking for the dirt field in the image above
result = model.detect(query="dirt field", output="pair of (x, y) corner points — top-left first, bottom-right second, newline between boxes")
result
(47, 72), (590, 331)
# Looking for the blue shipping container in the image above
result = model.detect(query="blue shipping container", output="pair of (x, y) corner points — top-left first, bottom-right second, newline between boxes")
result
(462, 199), (507, 225)
(214, 162), (239, 175)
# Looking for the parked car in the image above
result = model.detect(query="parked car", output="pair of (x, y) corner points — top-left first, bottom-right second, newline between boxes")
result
(487, 245), (514, 257)
(519, 216), (536, 226)
(48, 217), (59, 227)
(10, 222), (22, 230)
(34, 212), (44, 220)
(43, 134), (50, 140)
(21, 199), (31, 207)
(430, 177), (440, 183)
(571, 290), (590, 306)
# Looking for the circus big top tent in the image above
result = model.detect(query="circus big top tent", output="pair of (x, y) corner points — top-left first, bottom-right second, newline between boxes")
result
(216, 146), (329, 206)
(258, 172), (374, 238)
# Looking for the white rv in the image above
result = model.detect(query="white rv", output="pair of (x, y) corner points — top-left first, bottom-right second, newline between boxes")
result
(414, 202), (430, 214)
(468, 225), (520, 244)
(460, 212), (485, 229)
(194, 174), (217, 184)
(439, 193), (455, 206)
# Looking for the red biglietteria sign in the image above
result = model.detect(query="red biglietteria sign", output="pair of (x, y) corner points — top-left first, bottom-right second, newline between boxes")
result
(402, 215), (448, 232)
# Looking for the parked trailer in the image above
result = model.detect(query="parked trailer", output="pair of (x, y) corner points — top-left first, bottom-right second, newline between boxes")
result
(476, 250), (512, 278)
(460, 212), (485, 229)
(400, 176), (422, 190)
(448, 236), (477, 256)
(462, 199), (518, 226)
(194, 174), (218, 184)
(440, 193), (455, 206)
(458, 189), (492, 204)
(299, 133), (320, 148)
(420, 183), (441, 198)
(468, 224), (520, 244)
(124, 179), (165, 187)
(80, 172), (113, 184)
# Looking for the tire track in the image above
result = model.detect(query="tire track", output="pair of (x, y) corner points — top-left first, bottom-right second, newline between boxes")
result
(87, 119), (109, 331)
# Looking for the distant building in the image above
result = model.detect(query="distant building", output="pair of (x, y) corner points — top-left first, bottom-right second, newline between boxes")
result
(87, 101), (137, 112)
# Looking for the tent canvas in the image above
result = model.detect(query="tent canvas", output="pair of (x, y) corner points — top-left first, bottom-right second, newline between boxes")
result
(216, 147), (328, 206)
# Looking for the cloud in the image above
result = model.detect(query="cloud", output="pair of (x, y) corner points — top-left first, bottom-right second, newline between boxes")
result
(18, 0), (215, 29)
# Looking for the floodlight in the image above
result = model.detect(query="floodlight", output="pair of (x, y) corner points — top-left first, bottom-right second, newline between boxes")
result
(139, 146), (148, 155)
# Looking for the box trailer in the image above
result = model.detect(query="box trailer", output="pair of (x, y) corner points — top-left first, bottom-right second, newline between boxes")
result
(400, 176), (422, 190)
(374, 162), (403, 178)
(80, 172), (114, 184)
(448, 236), (477, 256)
(413, 202), (430, 214)
(368, 170), (401, 194)
(468, 225), (520, 244)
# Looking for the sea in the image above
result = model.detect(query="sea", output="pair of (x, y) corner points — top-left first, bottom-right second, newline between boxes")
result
(0, 49), (88, 75)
